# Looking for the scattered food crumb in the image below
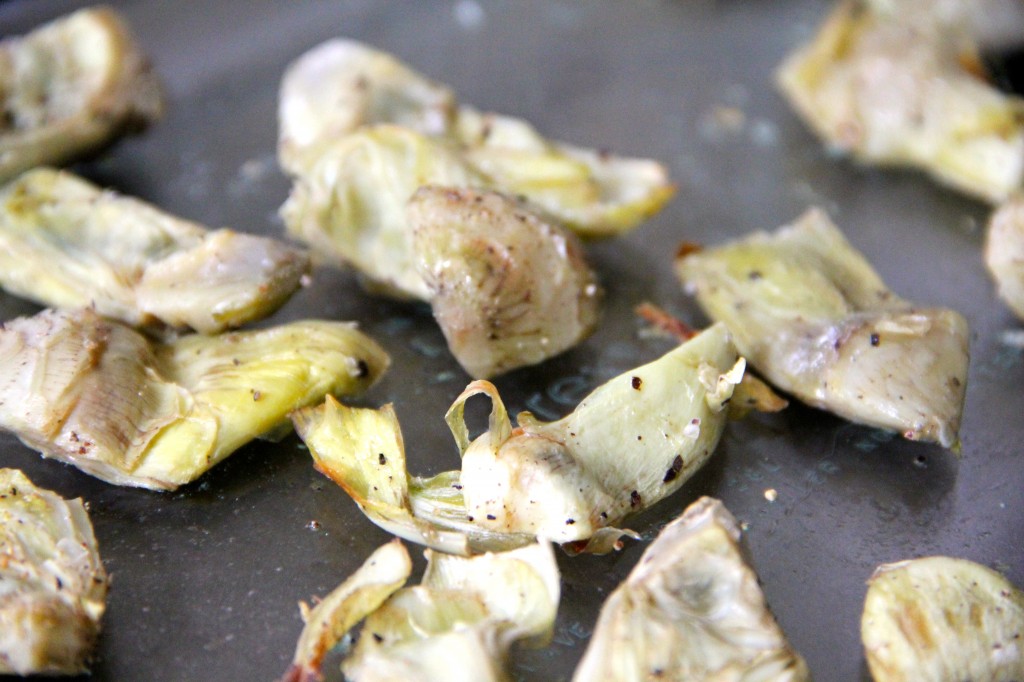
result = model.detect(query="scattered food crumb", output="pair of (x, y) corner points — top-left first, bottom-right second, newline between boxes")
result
(764, 488), (778, 502)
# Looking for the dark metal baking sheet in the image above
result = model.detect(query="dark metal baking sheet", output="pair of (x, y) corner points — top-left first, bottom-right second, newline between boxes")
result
(1, 1), (1021, 680)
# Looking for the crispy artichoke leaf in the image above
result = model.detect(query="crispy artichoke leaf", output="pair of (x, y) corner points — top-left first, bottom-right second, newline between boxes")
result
(0, 168), (310, 334)
(573, 496), (809, 682)
(985, 196), (1024, 320)
(0, 468), (108, 676)
(0, 7), (163, 183)
(776, 0), (1024, 203)
(342, 542), (559, 682)
(296, 324), (741, 553)
(676, 208), (969, 448)
(0, 308), (388, 490)
(409, 186), (602, 378)
(862, 556), (1024, 681)
(281, 539), (412, 682)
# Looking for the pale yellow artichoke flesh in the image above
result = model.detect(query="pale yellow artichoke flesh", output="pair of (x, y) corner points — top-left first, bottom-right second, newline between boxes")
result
(0, 307), (389, 490)
(0, 6), (163, 183)
(776, 0), (1024, 203)
(0, 468), (107, 676)
(573, 496), (809, 682)
(409, 186), (602, 378)
(862, 556), (1024, 681)
(294, 323), (742, 554)
(676, 208), (969, 448)
(985, 196), (1024, 320)
(0, 168), (310, 334)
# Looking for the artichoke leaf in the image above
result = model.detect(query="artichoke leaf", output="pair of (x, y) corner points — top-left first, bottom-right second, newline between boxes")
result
(342, 541), (559, 682)
(281, 539), (412, 682)
(676, 208), (969, 448)
(295, 324), (742, 554)
(573, 496), (809, 682)
(0, 168), (310, 334)
(985, 196), (1024, 320)
(862, 556), (1024, 681)
(0, 7), (163, 183)
(409, 186), (601, 378)
(0, 468), (108, 676)
(0, 308), (389, 490)
(776, 0), (1024, 203)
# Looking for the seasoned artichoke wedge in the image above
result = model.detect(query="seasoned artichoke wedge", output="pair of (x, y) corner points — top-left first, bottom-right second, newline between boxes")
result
(0, 168), (310, 334)
(862, 556), (1024, 681)
(676, 208), (969, 448)
(0, 6), (163, 183)
(294, 323), (743, 554)
(281, 539), (412, 682)
(573, 497), (809, 682)
(776, 0), (1024, 203)
(409, 186), (602, 378)
(0, 308), (388, 490)
(344, 541), (559, 682)
(278, 39), (673, 287)
(0, 468), (108, 676)
(985, 196), (1024, 320)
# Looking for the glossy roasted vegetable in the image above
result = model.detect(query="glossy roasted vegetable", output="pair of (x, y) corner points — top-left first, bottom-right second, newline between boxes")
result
(0, 6), (163, 183)
(0, 307), (388, 490)
(776, 0), (1024, 203)
(0, 168), (310, 334)
(288, 540), (559, 682)
(573, 496), (809, 681)
(294, 323), (743, 554)
(0, 468), (108, 676)
(862, 556), (1024, 681)
(409, 186), (601, 378)
(676, 208), (969, 448)
(985, 196), (1024, 320)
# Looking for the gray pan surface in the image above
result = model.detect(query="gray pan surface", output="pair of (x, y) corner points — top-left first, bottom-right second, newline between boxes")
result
(1, 1), (1021, 680)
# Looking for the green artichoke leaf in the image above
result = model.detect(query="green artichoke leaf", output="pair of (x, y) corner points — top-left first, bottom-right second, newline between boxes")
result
(0, 307), (389, 490)
(342, 541), (559, 682)
(0, 168), (311, 334)
(676, 208), (969, 448)
(573, 496), (809, 682)
(985, 196), (1024, 320)
(0, 6), (163, 183)
(776, 0), (1024, 203)
(281, 539), (412, 682)
(409, 186), (602, 378)
(295, 323), (742, 554)
(862, 556), (1024, 681)
(0, 468), (108, 676)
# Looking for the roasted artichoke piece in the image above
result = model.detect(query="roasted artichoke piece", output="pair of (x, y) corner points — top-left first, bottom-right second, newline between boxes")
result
(294, 323), (743, 554)
(776, 0), (1024, 203)
(0, 168), (310, 334)
(862, 556), (1024, 681)
(281, 539), (412, 682)
(409, 186), (601, 378)
(0, 468), (108, 676)
(277, 39), (673, 279)
(0, 307), (388, 490)
(282, 539), (558, 682)
(676, 208), (969, 448)
(573, 496), (809, 682)
(985, 196), (1024, 320)
(0, 6), (163, 183)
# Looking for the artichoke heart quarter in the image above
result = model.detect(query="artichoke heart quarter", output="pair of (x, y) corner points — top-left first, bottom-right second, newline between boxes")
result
(294, 323), (743, 554)
(676, 208), (969, 448)
(776, 0), (1024, 203)
(0, 168), (310, 334)
(409, 186), (602, 379)
(0, 468), (108, 676)
(862, 556), (1024, 681)
(0, 6), (163, 183)
(0, 307), (388, 490)
(573, 496), (809, 682)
